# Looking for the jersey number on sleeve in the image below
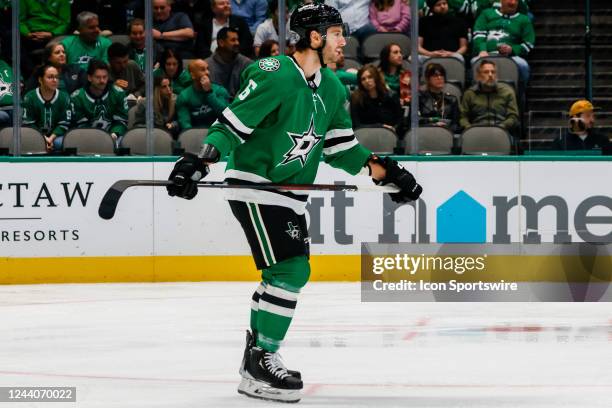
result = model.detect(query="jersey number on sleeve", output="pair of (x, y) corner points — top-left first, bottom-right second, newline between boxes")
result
(237, 79), (258, 101)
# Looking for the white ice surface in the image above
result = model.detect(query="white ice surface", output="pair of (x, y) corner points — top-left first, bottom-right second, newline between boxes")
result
(1, 282), (611, 408)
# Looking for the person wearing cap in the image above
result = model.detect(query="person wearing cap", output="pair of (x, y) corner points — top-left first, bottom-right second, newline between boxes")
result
(418, 63), (461, 134)
(418, 0), (468, 63)
(552, 100), (611, 153)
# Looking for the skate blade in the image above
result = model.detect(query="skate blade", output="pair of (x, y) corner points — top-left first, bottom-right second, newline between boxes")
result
(237, 377), (301, 403)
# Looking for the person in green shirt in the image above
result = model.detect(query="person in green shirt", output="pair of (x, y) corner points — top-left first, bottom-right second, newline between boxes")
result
(154, 48), (192, 95)
(19, 0), (70, 42)
(176, 59), (230, 130)
(22, 64), (72, 151)
(61, 11), (112, 70)
(471, 0), (535, 83)
(71, 59), (128, 143)
(0, 56), (14, 127)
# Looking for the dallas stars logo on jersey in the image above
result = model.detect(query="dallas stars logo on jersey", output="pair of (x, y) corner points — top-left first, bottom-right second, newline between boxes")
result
(280, 116), (322, 167)
(91, 103), (111, 130)
(0, 76), (12, 100)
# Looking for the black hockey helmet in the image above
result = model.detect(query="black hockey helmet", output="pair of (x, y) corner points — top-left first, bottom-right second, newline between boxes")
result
(289, 3), (345, 44)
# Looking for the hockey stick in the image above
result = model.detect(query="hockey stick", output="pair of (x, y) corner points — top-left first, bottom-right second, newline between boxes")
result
(98, 179), (398, 220)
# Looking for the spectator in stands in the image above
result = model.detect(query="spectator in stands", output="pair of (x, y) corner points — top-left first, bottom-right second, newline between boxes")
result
(176, 59), (230, 130)
(327, 48), (358, 100)
(418, 0), (468, 63)
(230, 0), (268, 34)
(552, 100), (612, 153)
(62, 12), (112, 70)
(155, 48), (192, 95)
(369, 0), (410, 34)
(134, 74), (179, 137)
(206, 27), (252, 98)
(350, 64), (402, 132)
(22, 65), (72, 151)
(71, 0), (127, 35)
(253, 1), (294, 57)
(19, 0), (70, 76)
(127, 19), (164, 72)
(108, 42), (145, 98)
(378, 43), (410, 105)
(0, 54), (14, 127)
(418, 63), (460, 134)
(196, 0), (253, 59)
(472, 0), (535, 83)
(72, 59), (128, 145)
(258, 40), (280, 58)
(325, 0), (376, 41)
(475, 0), (531, 20)
(25, 42), (87, 94)
(459, 59), (519, 135)
(153, 0), (196, 58)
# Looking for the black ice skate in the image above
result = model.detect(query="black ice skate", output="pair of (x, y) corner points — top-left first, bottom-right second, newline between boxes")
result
(239, 330), (301, 379)
(237, 346), (303, 403)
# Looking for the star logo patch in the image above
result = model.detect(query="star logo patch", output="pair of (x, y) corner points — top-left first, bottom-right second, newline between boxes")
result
(286, 222), (301, 240)
(258, 58), (280, 72)
(280, 116), (322, 167)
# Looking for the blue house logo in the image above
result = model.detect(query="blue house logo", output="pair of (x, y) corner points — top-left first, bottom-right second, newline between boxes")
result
(437, 190), (486, 243)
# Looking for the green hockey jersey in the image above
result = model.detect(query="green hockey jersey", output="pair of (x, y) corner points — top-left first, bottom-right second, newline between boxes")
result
(19, 0), (71, 36)
(0, 59), (14, 107)
(176, 82), (230, 130)
(71, 84), (128, 136)
(473, 8), (535, 57)
(61, 35), (112, 70)
(205, 55), (371, 213)
(22, 88), (72, 137)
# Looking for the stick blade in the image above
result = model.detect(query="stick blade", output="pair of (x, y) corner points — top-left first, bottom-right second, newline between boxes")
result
(99, 180), (172, 220)
(98, 181), (131, 220)
(98, 188), (122, 219)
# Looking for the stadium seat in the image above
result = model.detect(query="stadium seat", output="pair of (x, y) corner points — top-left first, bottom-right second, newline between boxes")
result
(127, 105), (140, 129)
(443, 83), (462, 102)
(461, 126), (512, 155)
(63, 128), (116, 155)
(405, 127), (454, 155)
(362, 33), (410, 60)
(344, 36), (359, 59)
(423, 57), (466, 88)
(109, 34), (130, 46)
(121, 128), (174, 155)
(178, 128), (208, 154)
(0, 127), (47, 155)
(354, 127), (396, 154)
(472, 57), (519, 89)
(342, 58), (362, 71)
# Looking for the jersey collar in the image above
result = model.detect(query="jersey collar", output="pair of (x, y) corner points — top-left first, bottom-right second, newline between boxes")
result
(289, 56), (322, 89)
(36, 88), (59, 104)
(495, 8), (520, 19)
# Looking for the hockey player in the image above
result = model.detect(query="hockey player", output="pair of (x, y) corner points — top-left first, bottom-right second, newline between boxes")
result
(71, 59), (128, 145)
(22, 64), (72, 151)
(166, 3), (422, 403)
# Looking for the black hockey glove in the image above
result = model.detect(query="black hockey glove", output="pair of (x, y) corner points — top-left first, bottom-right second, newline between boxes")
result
(167, 153), (209, 200)
(373, 156), (423, 203)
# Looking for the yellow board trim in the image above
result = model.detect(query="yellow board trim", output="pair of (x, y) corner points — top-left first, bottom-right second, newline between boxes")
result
(0, 255), (361, 285)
